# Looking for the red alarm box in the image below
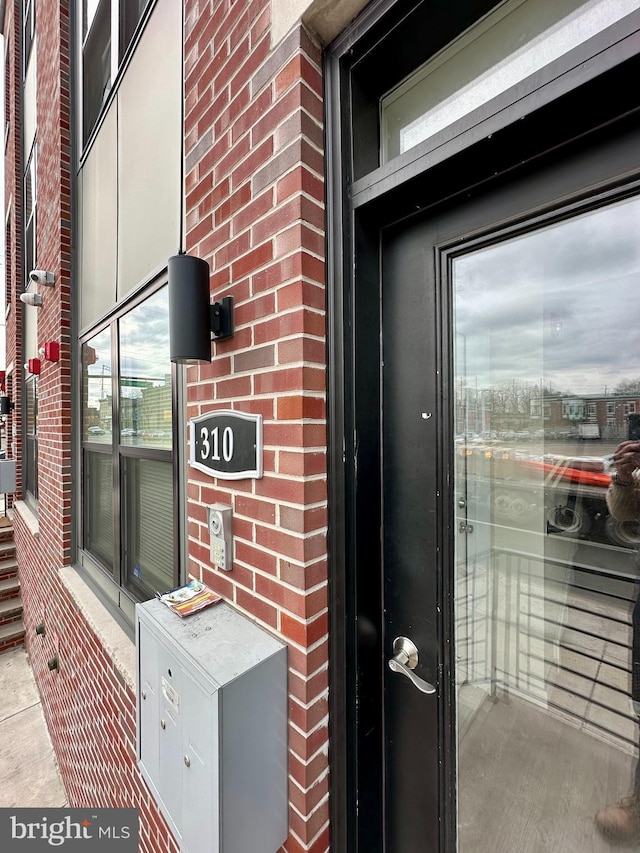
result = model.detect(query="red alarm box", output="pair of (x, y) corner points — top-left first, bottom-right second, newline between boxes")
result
(44, 341), (60, 362)
(27, 358), (41, 375)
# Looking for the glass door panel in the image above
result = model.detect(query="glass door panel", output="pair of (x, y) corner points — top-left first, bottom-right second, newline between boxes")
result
(453, 194), (640, 851)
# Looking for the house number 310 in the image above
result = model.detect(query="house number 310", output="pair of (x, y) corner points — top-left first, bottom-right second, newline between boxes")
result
(200, 426), (234, 462)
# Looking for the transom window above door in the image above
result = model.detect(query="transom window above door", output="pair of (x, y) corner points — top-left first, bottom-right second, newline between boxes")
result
(380, 0), (640, 163)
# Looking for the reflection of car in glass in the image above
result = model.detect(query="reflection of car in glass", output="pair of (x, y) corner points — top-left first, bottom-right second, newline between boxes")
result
(121, 428), (137, 436)
(458, 446), (639, 551)
(142, 429), (165, 439)
(87, 426), (105, 435)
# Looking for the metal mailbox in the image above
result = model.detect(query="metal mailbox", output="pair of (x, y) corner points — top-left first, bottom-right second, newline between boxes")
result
(0, 460), (16, 494)
(136, 599), (288, 853)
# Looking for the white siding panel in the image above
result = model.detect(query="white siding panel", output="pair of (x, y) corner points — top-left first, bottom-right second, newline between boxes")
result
(117, 0), (182, 298)
(80, 103), (118, 329)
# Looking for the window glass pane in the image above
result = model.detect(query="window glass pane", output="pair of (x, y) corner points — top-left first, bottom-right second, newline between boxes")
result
(120, 0), (149, 61)
(24, 219), (34, 292)
(26, 376), (37, 435)
(381, 0), (640, 162)
(5, 219), (11, 307)
(24, 146), (36, 290)
(83, 327), (112, 443)
(119, 287), (172, 449)
(83, 0), (101, 39)
(25, 377), (37, 499)
(453, 196), (640, 848)
(23, 0), (34, 73)
(24, 147), (34, 226)
(83, 449), (114, 571)
(83, 0), (111, 142)
(5, 51), (10, 136)
(122, 456), (174, 596)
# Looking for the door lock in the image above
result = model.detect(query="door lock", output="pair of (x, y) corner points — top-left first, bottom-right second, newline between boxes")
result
(388, 637), (436, 694)
(459, 521), (474, 533)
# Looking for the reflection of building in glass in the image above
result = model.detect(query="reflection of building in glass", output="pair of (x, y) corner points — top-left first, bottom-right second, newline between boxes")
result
(138, 379), (172, 436)
(456, 379), (539, 435)
(98, 378), (172, 437)
(530, 393), (640, 440)
(457, 384), (640, 440)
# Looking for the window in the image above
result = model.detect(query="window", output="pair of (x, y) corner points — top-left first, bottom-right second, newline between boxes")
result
(5, 216), (11, 310)
(119, 0), (149, 61)
(25, 376), (38, 503)
(380, 0), (640, 163)
(81, 286), (177, 605)
(81, 0), (151, 144)
(4, 49), (10, 146)
(23, 0), (35, 75)
(82, 0), (111, 143)
(24, 143), (36, 290)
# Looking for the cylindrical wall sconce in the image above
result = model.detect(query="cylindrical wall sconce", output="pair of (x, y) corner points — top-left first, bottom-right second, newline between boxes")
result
(168, 254), (213, 364)
(168, 254), (234, 364)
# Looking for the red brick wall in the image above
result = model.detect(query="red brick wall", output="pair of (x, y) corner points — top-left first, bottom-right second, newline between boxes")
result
(32, 0), (73, 564)
(184, 3), (329, 851)
(19, 558), (178, 852)
(5, 3), (177, 852)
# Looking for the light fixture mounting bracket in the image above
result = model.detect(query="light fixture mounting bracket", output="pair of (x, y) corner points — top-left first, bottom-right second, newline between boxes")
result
(210, 296), (234, 341)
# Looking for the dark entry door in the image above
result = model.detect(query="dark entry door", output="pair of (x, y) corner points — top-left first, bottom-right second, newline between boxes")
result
(376, 119), (640, 852)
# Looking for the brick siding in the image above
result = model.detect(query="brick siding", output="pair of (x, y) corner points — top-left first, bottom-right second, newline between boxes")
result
(184, 3), (329, 850)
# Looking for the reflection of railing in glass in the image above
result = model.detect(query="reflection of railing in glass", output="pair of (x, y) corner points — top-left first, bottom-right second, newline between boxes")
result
(457, 549), (635, 752)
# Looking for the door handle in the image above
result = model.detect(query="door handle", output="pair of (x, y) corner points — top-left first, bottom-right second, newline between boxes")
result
(388, 636), (436, 694)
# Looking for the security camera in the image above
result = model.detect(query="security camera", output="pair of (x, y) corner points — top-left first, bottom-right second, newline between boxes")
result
(28, 269), (55, 286)
(20, 292), (43, 306)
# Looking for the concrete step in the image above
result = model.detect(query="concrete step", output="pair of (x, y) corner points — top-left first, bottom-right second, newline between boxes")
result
(0, 576), (19, 593)
(0, 522), (14, 538)
(0, 540), (16, 559)
(0, 619), (25, 653)
(0, 596), (23, 622)
(0, 558), (17, 580)
(0, 577), (20, 599)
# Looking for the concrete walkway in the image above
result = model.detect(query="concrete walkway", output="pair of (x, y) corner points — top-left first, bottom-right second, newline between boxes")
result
(0, 647), (67, 807)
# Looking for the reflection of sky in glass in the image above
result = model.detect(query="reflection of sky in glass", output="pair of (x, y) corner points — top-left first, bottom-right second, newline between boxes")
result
(85, 0), (101, 35)
(85, 326), (112, 411)
(454, 196), (640, 395)
(120, 287), (170, 398)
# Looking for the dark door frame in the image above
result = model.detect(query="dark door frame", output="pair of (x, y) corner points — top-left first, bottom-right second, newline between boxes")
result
(325, 2), (640, 851)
